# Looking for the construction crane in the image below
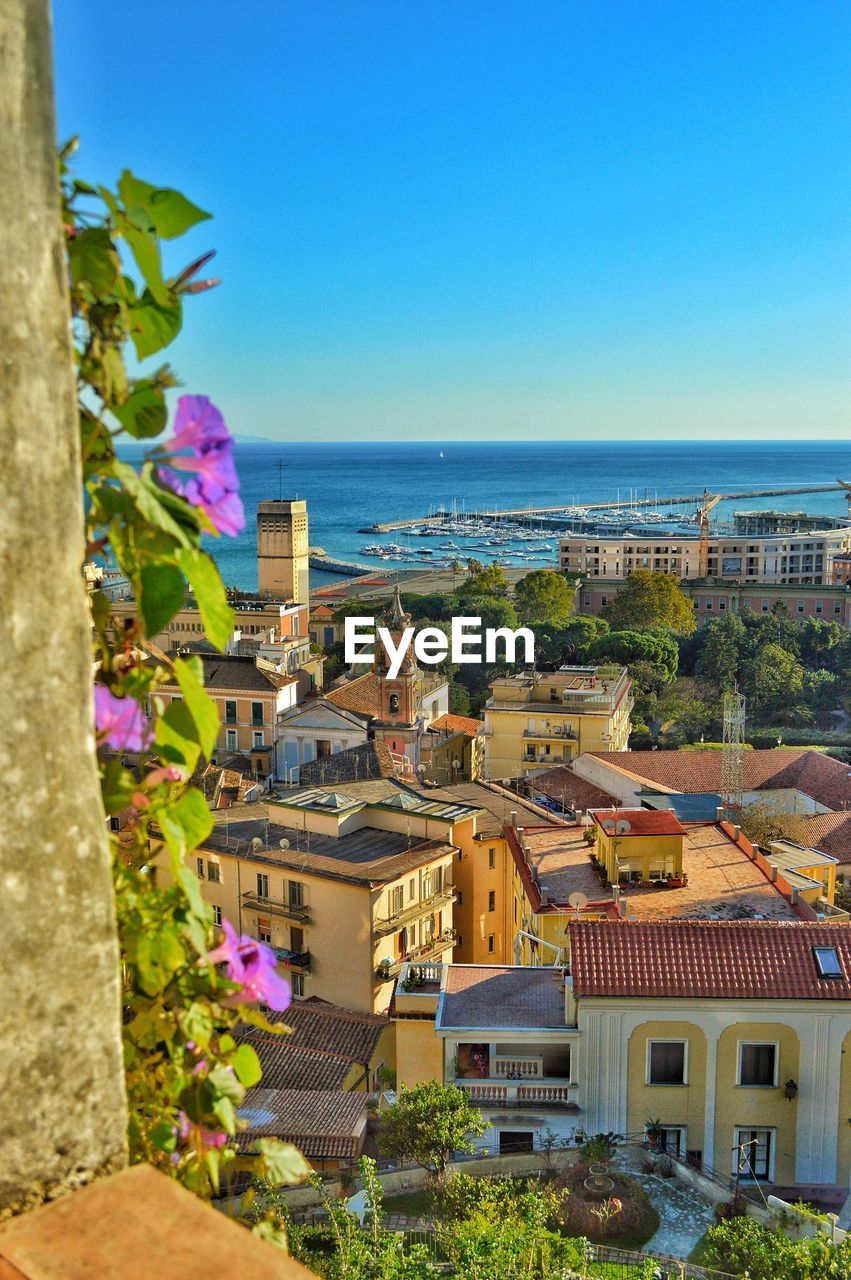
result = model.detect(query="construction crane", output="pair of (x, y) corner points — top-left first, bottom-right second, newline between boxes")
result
(697, 489), (721, 578)
(836, 480), (851, 520)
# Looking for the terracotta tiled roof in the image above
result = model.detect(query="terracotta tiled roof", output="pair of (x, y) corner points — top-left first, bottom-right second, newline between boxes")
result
(588, 748), (851, 812)
(325, 672), (381, 719)
(797, 812), (851, 864)
(439, 966), (567, 1028)
(241, 1001), (389, 1092)
(430, 713), (484, 738)
(569, 920), (851, 1000)
(299, 741), (398, 786)
(590, 808), (686, 837)
(237, 1087), (367, 1159)
(529, 765), (617, 812)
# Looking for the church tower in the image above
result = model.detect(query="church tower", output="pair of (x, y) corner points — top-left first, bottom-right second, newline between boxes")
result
(372, 587), (422, 765)
(257, 499), (309, 603)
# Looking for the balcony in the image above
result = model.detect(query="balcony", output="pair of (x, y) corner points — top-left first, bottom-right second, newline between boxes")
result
(374, 885), (456, 937)
(493, 1054), (543, 1079)
(375, 929), (456, 982)
(522, 727), (576, 741)
(522, 753), (566, 766)
(241, 890), (311, 924)
(273, 946), (311, 971)
(456, 1078), (579, 1109)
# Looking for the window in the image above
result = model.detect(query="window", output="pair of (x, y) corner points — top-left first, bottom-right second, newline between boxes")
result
(488, 848), (495, 869)
(288, 881), (304, 910)
(251, 701), (264, 725)
(647, 1125), (686, 1157)
(252, 731), (264, 749)
(487, 934), (495, 953)
(196, 857), (205, 879)
(814, 946), (843, 979)
(457, 890), (463, 905)
(739, 1043), (777, 1087)
(797, 602), (805, 613)
(225, 700), (237, 724)
(207, 861), (221, 883)
(290, 926), (304, 953)
(647, 1040), (687, 1085)
(258, 920), (272, 944)
(735, 1128), (773, 1181)
(226, 729), (237, 751)
(257, 872), (269, 898)
(391, 886), (404, 914)
(213, 905), (222, 926)
(292, 972), (305, 998)
(488, 891), (496, 912)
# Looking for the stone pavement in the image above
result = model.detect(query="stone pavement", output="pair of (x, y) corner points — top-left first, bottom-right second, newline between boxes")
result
(613, 1149), (717, 1259)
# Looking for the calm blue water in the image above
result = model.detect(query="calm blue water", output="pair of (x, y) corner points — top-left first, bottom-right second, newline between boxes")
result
(182, 440), (851, 592)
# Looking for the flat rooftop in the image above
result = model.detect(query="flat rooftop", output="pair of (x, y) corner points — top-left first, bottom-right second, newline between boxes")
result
(438, 966), (567, 1030)
(204, 807), (455, 886)
(521, 822), (799, 922)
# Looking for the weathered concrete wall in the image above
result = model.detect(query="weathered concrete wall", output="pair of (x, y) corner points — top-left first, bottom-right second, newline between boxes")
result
(0, 0), (128, 1215)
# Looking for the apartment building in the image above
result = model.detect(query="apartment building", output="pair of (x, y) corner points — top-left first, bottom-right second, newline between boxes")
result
(559, 525), (851, 586)
(161, 789), (466, 1014)
(483, 665), (633, 779)
(394, 920), (851, 1193)
(577, 577), (851, 627)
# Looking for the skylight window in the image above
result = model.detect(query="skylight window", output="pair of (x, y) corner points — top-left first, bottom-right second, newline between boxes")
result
(813, 946), (843, 979)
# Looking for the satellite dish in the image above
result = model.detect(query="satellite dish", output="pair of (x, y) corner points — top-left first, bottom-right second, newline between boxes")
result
(568, 891), (588, 911)
(602, 819), (616, 833)
(251, 836), (264, 850)
(615, 819), (632, 834)
(278, 838), (290, 850)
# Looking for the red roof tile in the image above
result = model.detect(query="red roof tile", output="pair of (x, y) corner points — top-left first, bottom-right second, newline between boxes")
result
(589, 748), (851, 812)
(430, 713), (484, 738)
(797, 812), (851, 864)
(529, 765), (617, 812)
(570, 920), (851, 1000)
(590, 808), (687, 837)
(325, 672), (380, 719)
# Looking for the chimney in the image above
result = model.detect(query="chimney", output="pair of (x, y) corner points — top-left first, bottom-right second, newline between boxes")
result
(732, 824), (741, 840)
(510, 811), (518, 826)
(716, 806), (726, 822)
(612, 884), (620, 905)
(564, 975), (577, 1026)
(768, 862), (778, 882)
(618, 897), (628, 918)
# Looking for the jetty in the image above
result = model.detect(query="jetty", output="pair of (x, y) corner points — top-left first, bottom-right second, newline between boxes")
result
(309, 552), (372, 577)
(361, 483), (843, 534)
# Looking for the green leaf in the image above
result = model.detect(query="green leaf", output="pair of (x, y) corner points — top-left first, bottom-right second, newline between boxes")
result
(113, 381), (168, 438)
(181, 1001), (214, 1049)
(139, 563), (185, 636)
(118, 170), (211, 239)
(173, 656), (219, 758)
(231, 1043), (262, 1088)
(237, 1007), (290, 1035)
(158, 787), (213, 858)
(175, 548), (234, 650)
(101, 758), (136, 815)
(135, 925), (186, 995)
(129, 292), (182, 360)
(112, 461), (192, 547)
(116, 212), (171, 306)
(253, 1138), (310, 1186)
(154, 699), (202, 771)
(68, 226), (121, 293)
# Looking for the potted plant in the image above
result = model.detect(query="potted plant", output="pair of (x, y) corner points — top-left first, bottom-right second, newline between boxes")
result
(645, 1118), (663, 1148)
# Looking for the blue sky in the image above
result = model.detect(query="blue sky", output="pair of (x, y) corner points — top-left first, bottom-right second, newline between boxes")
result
(54, 2), (850, 442)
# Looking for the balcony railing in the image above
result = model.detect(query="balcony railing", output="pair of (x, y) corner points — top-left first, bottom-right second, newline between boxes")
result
(273, 946), (311, 971)
(456, 1078), (578, 1109)
(374, 886), (456, 937)
(241, 890), (311, 924)
(522, 728), (576, 740)
(493, 1055), (543, 1079)
(375, 930), (456, 982)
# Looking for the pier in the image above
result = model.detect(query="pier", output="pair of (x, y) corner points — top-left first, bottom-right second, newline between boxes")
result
(361, 484), (844, 534)
(309, 552), (373, 577)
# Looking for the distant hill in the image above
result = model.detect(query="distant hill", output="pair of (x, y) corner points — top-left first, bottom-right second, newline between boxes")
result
(233, 433), (281, 445)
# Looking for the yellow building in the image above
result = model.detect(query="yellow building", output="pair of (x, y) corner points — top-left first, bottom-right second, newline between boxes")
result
(590, 808), (686, 885)
(158, 788), (470, 1014)
(393, 921), (851, 1190)
(421, 713), (486, 785)
(483, 665), (633, 780)
(257, 499), (310, 603)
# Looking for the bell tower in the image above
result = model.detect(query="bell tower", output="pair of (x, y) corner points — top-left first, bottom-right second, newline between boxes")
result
(372, 587), (421, 764)
(257, 499), (309, 603)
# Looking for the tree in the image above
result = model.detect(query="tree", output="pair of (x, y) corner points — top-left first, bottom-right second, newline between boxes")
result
(587, 628), (678, 680)
(739, 800), (815, 849)
(695, 614), (745, 694)
(513, 569), (574, 627)
(601, 571), (696, 634)
(462, 595), (519, 632)
(742, 642), (805, 722)
(378, 1082), (486, 1179)
(700, 1214), (851, 1280)
(449, 681), (472, 715)
(456, 560), (508, 600)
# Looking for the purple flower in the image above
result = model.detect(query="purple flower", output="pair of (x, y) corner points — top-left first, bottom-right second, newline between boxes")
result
(176, 1111), (228, 1151)
(157, 395), (244, 536)
(94, 684), (152, 751)
(202, 919), (291, 1012)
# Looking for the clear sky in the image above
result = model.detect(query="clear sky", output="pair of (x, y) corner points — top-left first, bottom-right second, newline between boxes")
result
(53, 2), (850, 442)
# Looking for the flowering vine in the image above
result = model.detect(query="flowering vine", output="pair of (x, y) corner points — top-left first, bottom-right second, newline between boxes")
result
(62, 138), (308, 1204)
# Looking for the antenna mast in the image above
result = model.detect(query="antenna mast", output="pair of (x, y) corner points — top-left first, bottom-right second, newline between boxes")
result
(721, 688), (746, 811)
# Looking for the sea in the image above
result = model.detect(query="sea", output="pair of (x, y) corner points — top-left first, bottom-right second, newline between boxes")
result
(142, 439), (851, 594)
